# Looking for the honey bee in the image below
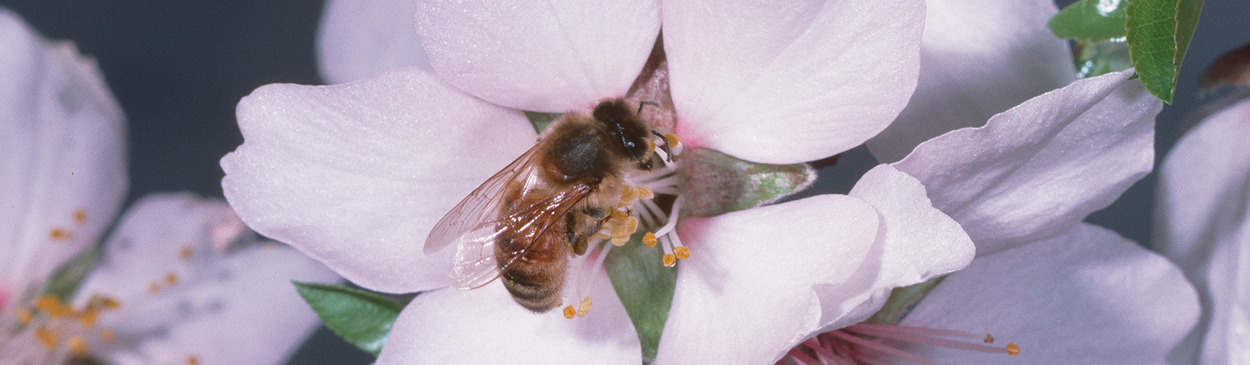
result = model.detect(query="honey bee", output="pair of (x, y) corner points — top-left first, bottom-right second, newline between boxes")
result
(424, 98), (669, 313)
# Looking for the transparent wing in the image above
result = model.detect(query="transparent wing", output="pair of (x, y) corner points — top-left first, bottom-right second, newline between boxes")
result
(424, 146), (592, 290)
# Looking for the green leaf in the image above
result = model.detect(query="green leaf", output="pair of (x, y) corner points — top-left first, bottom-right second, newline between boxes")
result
(524, 111), (562, 134)
(293, 282), (404, 356)
(1048, 0), (1129, 41)
(1125, 0), (1205, 103)
(678, 148), (816, 217)
(863, 276), (946, 325)
(604, 231), (677, 363)
(1075, 40), (1134, 78)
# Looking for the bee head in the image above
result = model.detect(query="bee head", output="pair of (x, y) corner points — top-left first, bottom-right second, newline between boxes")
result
(594, 99), (652, 166)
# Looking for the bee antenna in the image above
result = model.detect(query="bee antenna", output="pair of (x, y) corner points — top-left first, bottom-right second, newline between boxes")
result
(637, 100), (660, 114)
(650, 130), (674, 162)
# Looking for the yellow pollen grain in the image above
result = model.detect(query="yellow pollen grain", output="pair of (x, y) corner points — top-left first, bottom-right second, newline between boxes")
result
(674, 247), (690, 260)
(50, 228), (70, 240)
(36, 326), (58, 349)
(1006, 343), (1020, 356)
(635, 186), (654, 200)
(36, 295), (73, 318)
(663, 254), (676, 267)
(100, 296), (120, 310)
(984, 334), (994, 344)
(74, 209), (88, 224)
(78, 308), (99, 327)
(664, 133), (680, 148)
(188, 355), (200, 365)
(563, 305), (576, 319)
(643, 232), (658, 247)
(180, 246), (194, 260)
(166, 272), (179, 285)
(68, 336), (88, 357)
(576, 297), (592, 318)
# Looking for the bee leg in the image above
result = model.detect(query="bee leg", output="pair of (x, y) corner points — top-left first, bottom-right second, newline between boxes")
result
(567, 207), (607, 256)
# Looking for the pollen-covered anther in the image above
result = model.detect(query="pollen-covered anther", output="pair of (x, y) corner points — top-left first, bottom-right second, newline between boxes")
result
(563, 305), (576, 319)
(634, 186), (655, 200)
(663, 254), (676, 267)
(73, 209), (88, 224)
(643, 232), (658, 247)
(68, 336), (88, 357)
(674, 246), (690, 260)
(35, 295), (74, 318)
(1006, 343), (1020, 356)
(663, 133), (680, 149)
(166, 272), (179, 285)
(36, 326), (58, 349)
(576, 297), (592, 318)
(49, 228), (70, 240)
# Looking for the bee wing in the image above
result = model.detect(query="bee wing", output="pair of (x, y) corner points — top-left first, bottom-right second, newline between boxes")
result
(425, 147), (541, 255)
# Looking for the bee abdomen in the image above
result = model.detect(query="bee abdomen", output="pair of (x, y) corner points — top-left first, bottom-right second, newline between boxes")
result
(500, 263), (565, 312)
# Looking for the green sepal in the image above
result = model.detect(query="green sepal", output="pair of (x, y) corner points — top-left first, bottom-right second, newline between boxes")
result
(1075, 40), (1134, 78)
(678, 148), (816, 217)
(1125, 0), (1205, 103)
(41, 244), (102, 302)
(293, 282), (404, 356)
(1048, 0), (1129, 41)
(604, 231), (677, 364)
(524, 111), (562, 134)
(863, 276), (946, 325)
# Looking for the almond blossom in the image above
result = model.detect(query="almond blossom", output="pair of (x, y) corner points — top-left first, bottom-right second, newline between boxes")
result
(0, 9), (336, 364)
(222, 0), (980, 363)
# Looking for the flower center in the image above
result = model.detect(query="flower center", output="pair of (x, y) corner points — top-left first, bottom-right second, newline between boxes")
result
(779, 323), (1019, 365)
(0, 294), (120, 363)
(561, 132), (685, 318)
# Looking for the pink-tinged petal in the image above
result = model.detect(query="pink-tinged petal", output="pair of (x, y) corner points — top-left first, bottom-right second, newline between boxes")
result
(221, 67), (536, 293)
(867, 0), (1075, 162)
(893, 70), (1158, 255)
(823, 165), (975, 330)
(1155, 97), (1250, 364)
(0, 9), (126, 298)
(317, 0), (431, 84)
(76, 194), (338, 365)
(665, 0), (923, 164)
(414, 0), (660, 112)
(898, 224), (1199, 364)
(656, 195), (879, 364)
(378, 271), (640, 364)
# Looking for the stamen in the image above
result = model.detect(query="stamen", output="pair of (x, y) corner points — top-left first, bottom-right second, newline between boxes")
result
(661, 243), (676, 267)
(781, 323), (1022, 365)
(643, 232), (658, 247)
(67, 336), (87, 357)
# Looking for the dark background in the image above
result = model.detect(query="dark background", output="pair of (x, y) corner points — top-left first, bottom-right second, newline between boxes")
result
(1, 0), (1248, 363)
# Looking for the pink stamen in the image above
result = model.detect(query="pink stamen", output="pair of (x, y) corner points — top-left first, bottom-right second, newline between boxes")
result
(779, 323), (1020, 365)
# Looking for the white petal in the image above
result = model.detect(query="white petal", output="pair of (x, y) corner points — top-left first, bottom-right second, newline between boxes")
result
(378, 271), (640, 364)
(893, 70), (1158, 255)
(0, 9), (126, 299)
(75, 193), (338, 365)
(867, 0), (1075, 162)
(221, 67), (536, 293)
(826, 164), (975, 330)
(656, 195), (879, 364)
(899, 224), (1199, 364)
(665, 0), (923, 164)
(414, 0), (660, 112)
(1155, 97), (1250, 364)
(317, 0), (431, 84)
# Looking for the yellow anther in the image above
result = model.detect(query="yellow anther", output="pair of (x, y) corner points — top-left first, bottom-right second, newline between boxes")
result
(595, 231), (612, 239)
(78, 307), (99, 327)
(664, 133), (680, 148)
(74, 209), (88, 224)
(50, 228), (70, 240)
(611, 208), (629, 221)
(148, 282), (162, 294)
(643, 232), (658, 247)
(180, 246), (194, 260)
(663, 254), (676, 267)
(635, 186), (654, 200)
(1006, 343), (1020, 356)
(166, 272), (179, 285)
(99, 296), (120, 310)
(36, 326), (58, 349)
(674, 247), (690, 260)
(17, 307), (34, 324)
(563, 305), (576, 319)
(984, 334), (994, 344)
(625, 216), (638, 233)
(188, 355), (200, 365)
(68, 336), (88, 357)
(611, 235), (630, 247)
(619, 187), (638, 204)
(611, 223), (630, 238)
(100, 329), (115, 342)
(36, 295), (73, 318)
(576, 297), (592, 318)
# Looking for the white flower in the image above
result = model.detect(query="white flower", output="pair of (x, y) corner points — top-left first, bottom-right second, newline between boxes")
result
(0, 9), (337, 365)
(224, 0), (982, 363)
(1155, 93), (1250, 364)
